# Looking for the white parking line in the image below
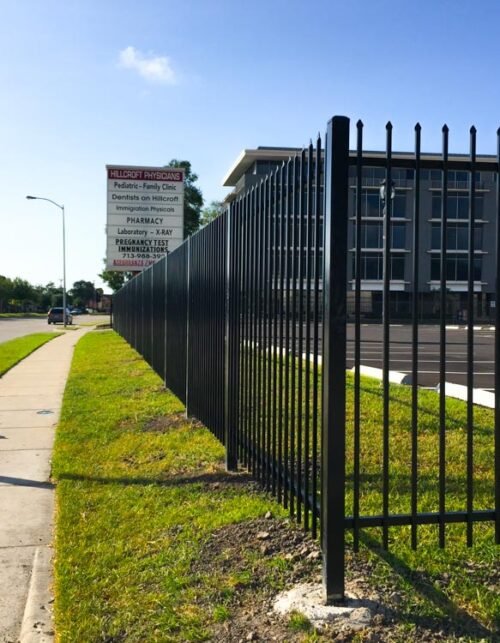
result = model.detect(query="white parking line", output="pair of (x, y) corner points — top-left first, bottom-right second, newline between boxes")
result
(405, 371), (494, 375)
(346, 354), (494, 363)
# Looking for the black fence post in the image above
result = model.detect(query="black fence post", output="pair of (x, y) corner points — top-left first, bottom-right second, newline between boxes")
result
(185, 237), (192, 417)
(225, 204), (239, 470)
(321, 115), (349, 603)
(496, 129), (500, 545)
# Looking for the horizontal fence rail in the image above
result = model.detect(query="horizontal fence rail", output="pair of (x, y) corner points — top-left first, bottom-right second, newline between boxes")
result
(113, 115), (499, 601)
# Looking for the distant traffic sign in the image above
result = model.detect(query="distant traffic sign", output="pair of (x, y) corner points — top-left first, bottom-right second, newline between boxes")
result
(106, 165), (184, 271)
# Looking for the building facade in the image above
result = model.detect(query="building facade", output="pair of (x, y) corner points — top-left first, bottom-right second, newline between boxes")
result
(223, 147), (497, 321)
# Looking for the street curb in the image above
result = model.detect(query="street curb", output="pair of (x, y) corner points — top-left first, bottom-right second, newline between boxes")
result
(351, 365), (412, 385)
(354, 363), (495, 409)
(20, 547), (54, 642)
(435, 382), (495, 409)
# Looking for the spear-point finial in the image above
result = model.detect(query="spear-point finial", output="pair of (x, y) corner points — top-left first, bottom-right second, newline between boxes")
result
(470, 125), (477, 135)
(386, 121), (393, 130)
(442, 124), (449, 133)
(357, 119), (364, 128)
(415, 122), (421, 132)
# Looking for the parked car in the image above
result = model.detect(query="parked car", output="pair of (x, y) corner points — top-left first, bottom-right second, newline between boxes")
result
(47, 307), (73, 325)
(70, 307), (84, 315)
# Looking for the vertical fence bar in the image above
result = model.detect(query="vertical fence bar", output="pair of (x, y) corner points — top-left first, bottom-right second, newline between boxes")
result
(147, 266), (154, 366)
(277, 163), (286, 503)
(241, 193), (251, 467)
(251, 186), (258, 477)
(439, 125), (449, 548)
(266, 172), (275, 491)
(411, 123), (422, 550)
(164, 254), (168, 384)
(466, 127), (477, 546)
(322, 115), (349, 603)
(304, 142), (314, 530)
(312, 135), (321, 539)
(382, 122), (393, 550)
(219, 217), (227, 440)
(133, 275), (138, 351)
(272, 168), (279, 495)
(353, 120), (363, 552)
(284, 160), (292, 508)
(245, 192), (252, 469)
(261, 177), (269, 486)
(257, 180), (264, 480)
(225, 203), (238, 471)
(496, 128), (500, 545)
(185, 239), (192, 415)
(289, 156), (298, 517)
(245, 190), (253, 468)
(297, 149), (305, 522)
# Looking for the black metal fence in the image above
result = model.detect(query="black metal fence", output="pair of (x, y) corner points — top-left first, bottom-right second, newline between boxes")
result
(113, 115), (499, 602)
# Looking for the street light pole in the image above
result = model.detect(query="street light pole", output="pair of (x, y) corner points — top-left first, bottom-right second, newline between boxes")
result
(379, 178), (395, 322)
(26, 195), (67, 329)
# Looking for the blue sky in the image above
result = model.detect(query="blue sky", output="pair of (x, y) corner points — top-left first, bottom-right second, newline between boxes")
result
(2, 0), (500, 291)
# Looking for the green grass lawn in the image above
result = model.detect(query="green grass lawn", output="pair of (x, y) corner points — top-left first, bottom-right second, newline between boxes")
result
(52, 332), (499, 641)
(52, 332), (289, 642)
(342, 374), (499, 638)
(0, 332), (62, 376)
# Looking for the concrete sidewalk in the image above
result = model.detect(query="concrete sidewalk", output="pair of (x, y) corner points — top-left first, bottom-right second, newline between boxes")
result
(0, 328), (89, 643)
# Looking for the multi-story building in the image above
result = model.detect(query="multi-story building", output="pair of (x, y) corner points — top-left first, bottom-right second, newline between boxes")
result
(223, 147), (497, 321)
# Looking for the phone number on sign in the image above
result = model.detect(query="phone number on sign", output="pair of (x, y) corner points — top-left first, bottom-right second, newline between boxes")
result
(121, 253), (165, 259)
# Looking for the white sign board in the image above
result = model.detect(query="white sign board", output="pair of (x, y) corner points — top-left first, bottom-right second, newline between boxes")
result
(106, 165), (185, 271)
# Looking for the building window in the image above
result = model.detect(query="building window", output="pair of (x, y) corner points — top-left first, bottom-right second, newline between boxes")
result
(357, 223), (406, 249)
(361, 167), (385, 182)
(431, 193), (484, 219)
(430, 223), (483, 250)
(430, 255), (482, 281)
(392, 194), (406, 218)
(393, 169), (414, 182)
(391, 254), (405, 279)
(391, 223), (406, 249)
(359, 167), (414, 186)
(422, 170), (481, 185)
(353, 189), (407, 219)
(360, 223), (382, 248)
(353, 252), (406, 280)
(363, 254), (381, 279)
(363, 191), (382, 217)
(421, 169), (442, 181)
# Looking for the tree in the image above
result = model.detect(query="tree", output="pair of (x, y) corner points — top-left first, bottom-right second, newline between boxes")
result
(35, 282), (61, 310)
(200, 200), (226, 227)
(69, 280), (95, 308)
(165, 160), (203, 237)
(0, 276), (13, 313)
(99, 260), (133, 292)
(10, 278), (37, 311)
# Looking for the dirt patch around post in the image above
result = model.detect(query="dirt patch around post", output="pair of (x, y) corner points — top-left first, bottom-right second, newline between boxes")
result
(190, 514), (497, 642)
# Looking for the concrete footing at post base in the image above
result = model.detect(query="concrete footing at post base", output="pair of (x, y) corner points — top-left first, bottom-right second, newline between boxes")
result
(273, 582), (373, 632)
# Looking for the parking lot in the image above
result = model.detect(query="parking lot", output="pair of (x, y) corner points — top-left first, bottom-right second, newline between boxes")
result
(346, 324), (496, 389)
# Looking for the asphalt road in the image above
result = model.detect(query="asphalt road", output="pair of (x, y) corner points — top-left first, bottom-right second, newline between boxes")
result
(346, 323), (495, 390)
(0, 315), (109, 344)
